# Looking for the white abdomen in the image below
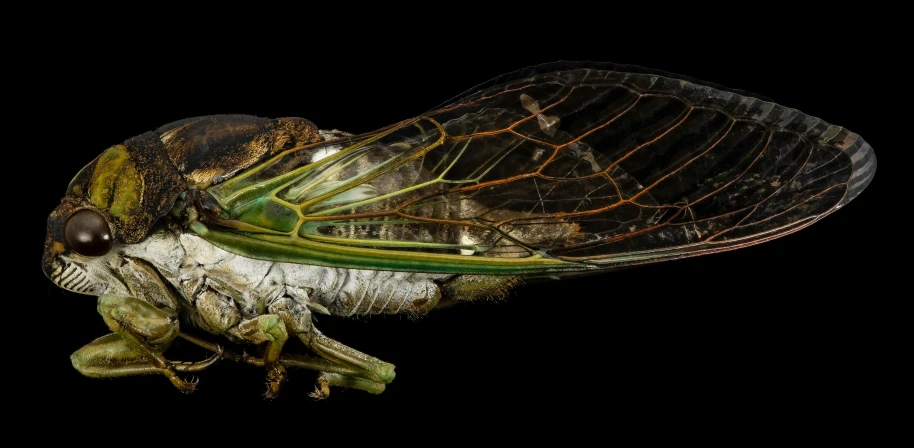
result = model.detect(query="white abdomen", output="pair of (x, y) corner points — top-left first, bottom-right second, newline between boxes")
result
(126, 230), (450, 319)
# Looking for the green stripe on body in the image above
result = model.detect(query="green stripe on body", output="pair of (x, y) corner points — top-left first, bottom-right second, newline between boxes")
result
(190, 221), (587, 275)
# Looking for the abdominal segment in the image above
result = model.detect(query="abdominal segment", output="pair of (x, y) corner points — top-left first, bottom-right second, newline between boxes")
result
(171, 232), (452, 322)
(127, 229), (521, 330)
(314, 269), (446, 316)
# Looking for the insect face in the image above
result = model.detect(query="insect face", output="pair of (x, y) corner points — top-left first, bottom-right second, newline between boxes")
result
(41, 142), (154, 296)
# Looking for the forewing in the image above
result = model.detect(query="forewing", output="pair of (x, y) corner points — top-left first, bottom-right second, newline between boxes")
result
(202, 65), (876, 273)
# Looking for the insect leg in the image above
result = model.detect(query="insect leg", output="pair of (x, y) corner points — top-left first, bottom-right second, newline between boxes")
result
(179, 319), (391, 397)
(193, 286), (290, 397)
(232, 352), (387, 396)
(226, 315), (289, 399)
(71, 295), (196, 393)
(70, 333), (168, 377)
(294, 328), (396, 397)
(314, 373), (386, 396)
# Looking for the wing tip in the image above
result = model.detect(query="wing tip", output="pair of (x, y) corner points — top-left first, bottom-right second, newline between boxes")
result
(832, 131), (876, 208)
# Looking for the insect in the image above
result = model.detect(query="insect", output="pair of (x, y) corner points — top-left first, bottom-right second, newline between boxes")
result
(42, 61), (876, 398)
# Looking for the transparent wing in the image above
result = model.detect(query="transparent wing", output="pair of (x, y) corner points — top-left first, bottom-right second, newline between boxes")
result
(202, 65), (876, 274)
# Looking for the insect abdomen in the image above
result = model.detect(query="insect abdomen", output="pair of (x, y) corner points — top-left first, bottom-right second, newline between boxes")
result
(325, 269), (448, 317)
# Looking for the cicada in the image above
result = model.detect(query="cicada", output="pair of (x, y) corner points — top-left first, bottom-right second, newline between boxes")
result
(41, 61), (876, 398)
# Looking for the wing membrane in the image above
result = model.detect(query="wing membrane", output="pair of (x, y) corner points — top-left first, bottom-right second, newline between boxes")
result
(200, 64), (876, 274)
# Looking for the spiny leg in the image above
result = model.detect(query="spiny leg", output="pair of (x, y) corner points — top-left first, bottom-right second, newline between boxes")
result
(188, 296), (399, 398)
(308, 329), (396, 383)
(273, 297), (395, 397)
(178, 324), (396, 397)
(315, 373), (386, 397)
(210, 346), (392, 398)
(297, 328), (396, 398)
(72, 295), (197, 392)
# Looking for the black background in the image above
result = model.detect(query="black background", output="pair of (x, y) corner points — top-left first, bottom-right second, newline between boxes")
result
(23, 18), (896, 432)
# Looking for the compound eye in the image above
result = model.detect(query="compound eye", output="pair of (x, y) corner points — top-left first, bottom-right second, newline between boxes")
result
(64, 210), (113, 257)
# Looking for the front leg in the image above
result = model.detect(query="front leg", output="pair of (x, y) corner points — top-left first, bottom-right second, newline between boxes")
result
(71, 295), (197, 393)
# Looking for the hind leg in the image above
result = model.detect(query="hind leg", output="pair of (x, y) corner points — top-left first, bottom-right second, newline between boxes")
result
(291, 328), (395, 398)
(232, 297), (396, 397)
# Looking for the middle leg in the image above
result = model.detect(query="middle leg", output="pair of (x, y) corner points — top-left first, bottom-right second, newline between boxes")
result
(228, 315), (289, 398)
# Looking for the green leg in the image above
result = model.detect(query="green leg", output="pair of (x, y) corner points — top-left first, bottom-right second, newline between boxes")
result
(180, 304), (397, 398)
(296, 328), (396, 398)
(315, 373), (386, 397)
(71, 333), (168, 376)
(227, 299), (394, 398)
(216, 323), (396, 397)
(71, 295), (197, 393)
(213, 350), (390, 397)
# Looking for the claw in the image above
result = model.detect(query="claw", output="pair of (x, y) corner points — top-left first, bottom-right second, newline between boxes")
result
(171, 350), (223, 373)
(264, 365), (287, 399)
(264, 382), (279, 400)
(267, 365), (287, 382)
(309, 374), (331, 400)
(176, 376), (198, 394)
